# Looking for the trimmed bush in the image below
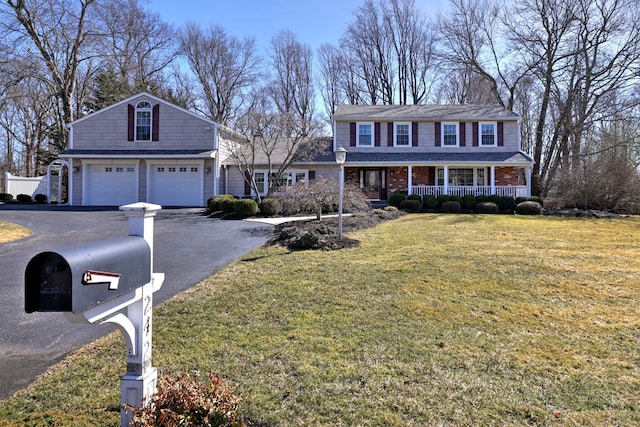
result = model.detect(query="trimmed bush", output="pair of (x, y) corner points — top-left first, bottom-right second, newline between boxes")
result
(515, 196), (528, 205)
(16, 194), (32, 203)
(489, 194), (502, 208)
(207, 194), (237, 212)
(516, 201), (543, 215)
(528, 196), (544, 207)
(388, 193), (406, 207)
(462, 195), (477, 210)
(0, 193), (12, 201)
(476, 195), (490, 203)
(501, 196), (516, 211)
(407, 194), (422, 202)
(476, 201), (499, 214)
(259, 198), (282, 216)
(234, 198), (258, 217)
(34, 193), (47, 203)
(436, 194), (452, 208)
(441, 200), (461, 213)
(423, 194), (437, 209)
(399, 199), (422, 212)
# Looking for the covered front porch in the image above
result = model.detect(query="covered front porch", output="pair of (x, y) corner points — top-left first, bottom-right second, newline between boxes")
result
(345, 164), (532, 201)
(409, 165), (531, 199)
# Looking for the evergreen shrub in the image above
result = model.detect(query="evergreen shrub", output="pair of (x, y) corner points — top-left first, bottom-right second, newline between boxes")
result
(516, 201), (543, 215)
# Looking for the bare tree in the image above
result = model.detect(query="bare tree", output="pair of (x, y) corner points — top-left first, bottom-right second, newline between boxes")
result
(90, 0), (178, 107)
(435, 0), (527, 109)
(317, 43), (344, 127)
(229, 90), (322, 204)
(341, 0), (394, 104)
(1, 0), (99, 152)
(179, 23), (260, 125)
(268, 29), (315, 126)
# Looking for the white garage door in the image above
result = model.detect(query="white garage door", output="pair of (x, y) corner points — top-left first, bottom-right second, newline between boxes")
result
(148, 164), (202, 206)
(85, 164), (138, 206)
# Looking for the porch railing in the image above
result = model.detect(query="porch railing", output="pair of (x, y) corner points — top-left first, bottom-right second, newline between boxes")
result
(411, 185), (528, 198)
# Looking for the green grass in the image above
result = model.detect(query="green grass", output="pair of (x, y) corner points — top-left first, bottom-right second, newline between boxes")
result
(1, 214), (640, 426)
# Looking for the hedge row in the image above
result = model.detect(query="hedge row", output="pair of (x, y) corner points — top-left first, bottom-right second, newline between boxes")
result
(390, 193), (544, 215)
(0, 193), (47, 203)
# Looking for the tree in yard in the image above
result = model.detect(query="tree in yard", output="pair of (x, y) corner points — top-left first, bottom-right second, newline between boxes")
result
(86, 0), (179, 112)
(1, 0), (100, 153)
(179, 23), (260, 126)
(229, 90), (323, 205)
(276, 177), (371, 220)
(229, 30), (322, 204)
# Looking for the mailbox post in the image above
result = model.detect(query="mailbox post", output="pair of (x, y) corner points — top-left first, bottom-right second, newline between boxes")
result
(25, 202), (164, 427)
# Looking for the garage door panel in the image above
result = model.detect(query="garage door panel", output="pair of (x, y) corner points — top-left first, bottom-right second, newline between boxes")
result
(149, 164), (202, 206)
(86, 164), (137, 206)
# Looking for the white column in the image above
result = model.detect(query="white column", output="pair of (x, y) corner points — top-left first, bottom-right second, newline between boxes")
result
(526, 168), (532, 197)
(407, 165), (413, 195)
(490, 166), (496, 195)
(443, 166), (449, 195)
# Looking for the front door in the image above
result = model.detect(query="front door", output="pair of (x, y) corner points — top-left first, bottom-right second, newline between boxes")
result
(360, 168), (386, 200)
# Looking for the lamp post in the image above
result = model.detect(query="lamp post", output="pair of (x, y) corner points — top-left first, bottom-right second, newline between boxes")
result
(335, 147), (347, 238)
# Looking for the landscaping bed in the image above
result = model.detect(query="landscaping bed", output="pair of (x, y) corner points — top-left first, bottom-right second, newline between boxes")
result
(267, 208), (405, 250)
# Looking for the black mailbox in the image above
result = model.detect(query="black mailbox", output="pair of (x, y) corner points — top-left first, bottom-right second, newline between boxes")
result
(25, 236), (151, 314)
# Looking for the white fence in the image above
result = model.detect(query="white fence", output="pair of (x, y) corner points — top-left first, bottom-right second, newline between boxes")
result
(4, 172), (49, 198)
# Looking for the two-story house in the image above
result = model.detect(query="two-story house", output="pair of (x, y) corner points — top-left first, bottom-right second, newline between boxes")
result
(60, 92), (241, 207)
(331, 104), (534, 201)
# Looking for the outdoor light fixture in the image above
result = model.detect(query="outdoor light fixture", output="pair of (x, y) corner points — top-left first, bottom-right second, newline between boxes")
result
(335, 147), (347, 238)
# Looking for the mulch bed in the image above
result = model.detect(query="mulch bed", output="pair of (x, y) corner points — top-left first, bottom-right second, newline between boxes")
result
(267, 209), (406, 250)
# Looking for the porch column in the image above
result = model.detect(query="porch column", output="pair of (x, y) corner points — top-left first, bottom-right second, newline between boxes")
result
(443, 166), (449, 195)
(526, 167), (532, 197)
(407, 165), (413, 195)
(490, 166), (495, 195)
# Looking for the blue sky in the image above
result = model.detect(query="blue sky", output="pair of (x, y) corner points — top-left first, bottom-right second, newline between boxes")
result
(149, 0), (448, 53)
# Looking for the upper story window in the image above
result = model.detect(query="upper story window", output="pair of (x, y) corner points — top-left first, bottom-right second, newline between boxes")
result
(394, 122), (411, 146)
(135, 101), (152, 141)
(442, 122), (459, 147)
(480, 122), (497, 146)
(357, 123), (374, 146)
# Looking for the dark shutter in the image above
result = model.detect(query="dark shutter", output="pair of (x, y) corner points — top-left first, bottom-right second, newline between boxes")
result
(309, 170), (316, 181)
(350, 122), (356, 147)
(434, 122), (441, 147)
(472, 122), (479, 147)
(459, 122), (466, 147)
(497, 121), (504, 146)
(152, 104), (160, 141)
(412, 122), (419, 147)
(428, 166), (435, 185)
(244, 171), (251, 196)
(127, 104), (134, 141)
(374, 122), (381, 147)
(387, 122), (394, 147)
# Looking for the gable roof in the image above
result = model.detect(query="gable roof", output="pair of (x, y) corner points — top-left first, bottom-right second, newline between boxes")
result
(66, 92), (220, 129)
(334, 104), (520, 122)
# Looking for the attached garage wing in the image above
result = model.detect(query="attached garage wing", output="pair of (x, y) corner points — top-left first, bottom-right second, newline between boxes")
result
(148, 162), (204, 206)
(84, 163), (138, 206)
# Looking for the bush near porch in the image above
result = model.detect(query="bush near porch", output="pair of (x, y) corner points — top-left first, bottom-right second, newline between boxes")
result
(390, 193), (545, 214)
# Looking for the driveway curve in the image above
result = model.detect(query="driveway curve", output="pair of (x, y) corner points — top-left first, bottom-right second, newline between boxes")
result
(0, 204), (273, 400)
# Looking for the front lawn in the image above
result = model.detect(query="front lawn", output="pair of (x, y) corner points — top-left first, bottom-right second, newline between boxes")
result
(1, 214), (639, 426)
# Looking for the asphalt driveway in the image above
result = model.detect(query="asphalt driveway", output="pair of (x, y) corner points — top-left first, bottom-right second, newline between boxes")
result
(0, 204), (273, 400)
